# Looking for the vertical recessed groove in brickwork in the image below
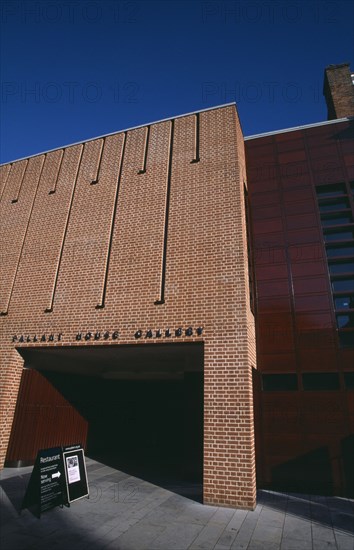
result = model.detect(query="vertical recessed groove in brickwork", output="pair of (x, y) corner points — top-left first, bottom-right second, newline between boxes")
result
(244, 185), (256, 314)
(49, 150), (64, 194)
(0, 163), (12, 203)
(191, 113), (200, 163)
(91, 138), (105, 184)
(96, 132), (127, 309)
(138, 126), (150, 174)
(11, 159), (29, 203)
(45, 145), (84, 313)
(0, 156), (46, 316)
(155, 119), (174, 305)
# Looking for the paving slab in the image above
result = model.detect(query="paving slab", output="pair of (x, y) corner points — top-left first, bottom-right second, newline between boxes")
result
(149, 521), (204, 549)
(230, 516), (257, 549)
(1, 458), (353, 550)
(251, 524), (283, 544)
(280, 538), (313, 550)
(189, 521), (227, 549)
(213, 528), (238, 549)
(282, 515), (313, 540)
(312, 523), (337, 543)
(334, 532), (354, 550)
(247, 542), (280, 550)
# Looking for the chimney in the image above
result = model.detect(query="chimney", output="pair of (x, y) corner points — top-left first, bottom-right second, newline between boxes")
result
(323, 63), (354, 120)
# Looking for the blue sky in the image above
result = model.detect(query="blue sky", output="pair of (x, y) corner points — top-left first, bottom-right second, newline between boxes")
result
(1, 0), (354, 164)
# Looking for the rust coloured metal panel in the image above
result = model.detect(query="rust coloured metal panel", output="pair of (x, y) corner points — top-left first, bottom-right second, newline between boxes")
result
(246, 119), (354, 496)
(5, 369), (88, 465)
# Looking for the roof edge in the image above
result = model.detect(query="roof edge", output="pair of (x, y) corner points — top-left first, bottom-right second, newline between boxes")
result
(0, 103), (236, 166)
(244, 116), (353, 141)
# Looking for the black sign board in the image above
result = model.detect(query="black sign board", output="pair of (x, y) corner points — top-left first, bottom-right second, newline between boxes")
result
(63, 444), (89, 503)
(22, 444), (88, 517)
(22, 446), (66, 517)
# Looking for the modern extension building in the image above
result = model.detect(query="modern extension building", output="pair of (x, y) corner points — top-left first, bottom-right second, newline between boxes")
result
(0, 63), (353, 509)
(246, 63), (354, 498)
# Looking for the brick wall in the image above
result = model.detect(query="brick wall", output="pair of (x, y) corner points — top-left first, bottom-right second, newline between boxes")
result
(323, 63), (354, 120)
(0, 105), (256, 509)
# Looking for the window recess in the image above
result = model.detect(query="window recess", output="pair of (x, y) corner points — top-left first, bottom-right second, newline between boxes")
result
(338, 331), (354, 348)
(344, 372), (354, 389)
(262, 374), (298, 391)
(328, 261), (354, 275)
(334, 295), (354, 310)
(302, 373), (340, 391)
(321, 213), (353, 227)
(319, 199), (350, 212)
(323, 227), (354, 242)
(316, 180), (354, 349)
(336, 313), (354, 329)
(331, 278), (354, 293)
(326, 244), (354, 258)
(316, 182), (346, 197)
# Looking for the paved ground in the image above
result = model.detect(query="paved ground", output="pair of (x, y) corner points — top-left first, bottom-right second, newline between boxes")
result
(1, 457), (353, 549)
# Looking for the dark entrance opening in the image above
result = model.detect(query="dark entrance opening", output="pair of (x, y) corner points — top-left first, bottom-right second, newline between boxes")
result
(9, 343), (204, 501)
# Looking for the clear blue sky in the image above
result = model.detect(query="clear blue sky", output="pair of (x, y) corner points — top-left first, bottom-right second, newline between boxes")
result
(1, 0), (353, 164)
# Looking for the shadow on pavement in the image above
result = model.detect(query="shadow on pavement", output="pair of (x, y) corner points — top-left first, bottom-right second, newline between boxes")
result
(258, 489), (354, 535)
(87, 451), (203, 503)
(0, 472), (31, 514)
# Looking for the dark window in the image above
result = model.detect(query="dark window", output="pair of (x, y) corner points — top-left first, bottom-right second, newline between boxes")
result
(315, 180), (354, 351)
(332, 279), (354, 292)
(329, 261), (354, 274)
(339, 332), (354, 348)
(324, 228), (354, 242)
(344, 372), (354, 389)
(334, 295), (354, 309)
(319, 199), (350, 212)
(326, 244), (354, 258)
(321, 213), (353, 227)
(316, 183), (346, 197)
(262, 374), (298, 391)
(302, 373), (340, 391)
(336, 314), (354, 329)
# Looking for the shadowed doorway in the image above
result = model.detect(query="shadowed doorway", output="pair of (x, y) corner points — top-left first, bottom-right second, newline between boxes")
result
(8, 343), (204, 501)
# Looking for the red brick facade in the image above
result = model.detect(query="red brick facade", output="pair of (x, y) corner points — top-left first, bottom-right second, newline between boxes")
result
(0, 105), (257, 509)
(323, 63), (354, 120)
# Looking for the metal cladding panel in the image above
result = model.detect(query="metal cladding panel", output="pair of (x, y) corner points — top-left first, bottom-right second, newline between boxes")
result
(246, 119), (354, 496)
(6, 369), (88, 464)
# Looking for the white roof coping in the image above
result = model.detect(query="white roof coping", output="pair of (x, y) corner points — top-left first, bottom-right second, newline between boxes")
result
(0, 103), (237, 166)
(244, 117), (353, 140)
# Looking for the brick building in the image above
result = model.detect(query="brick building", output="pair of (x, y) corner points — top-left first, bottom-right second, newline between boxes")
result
(0, 63), (353, 508)
(0, 105), (257, 509)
